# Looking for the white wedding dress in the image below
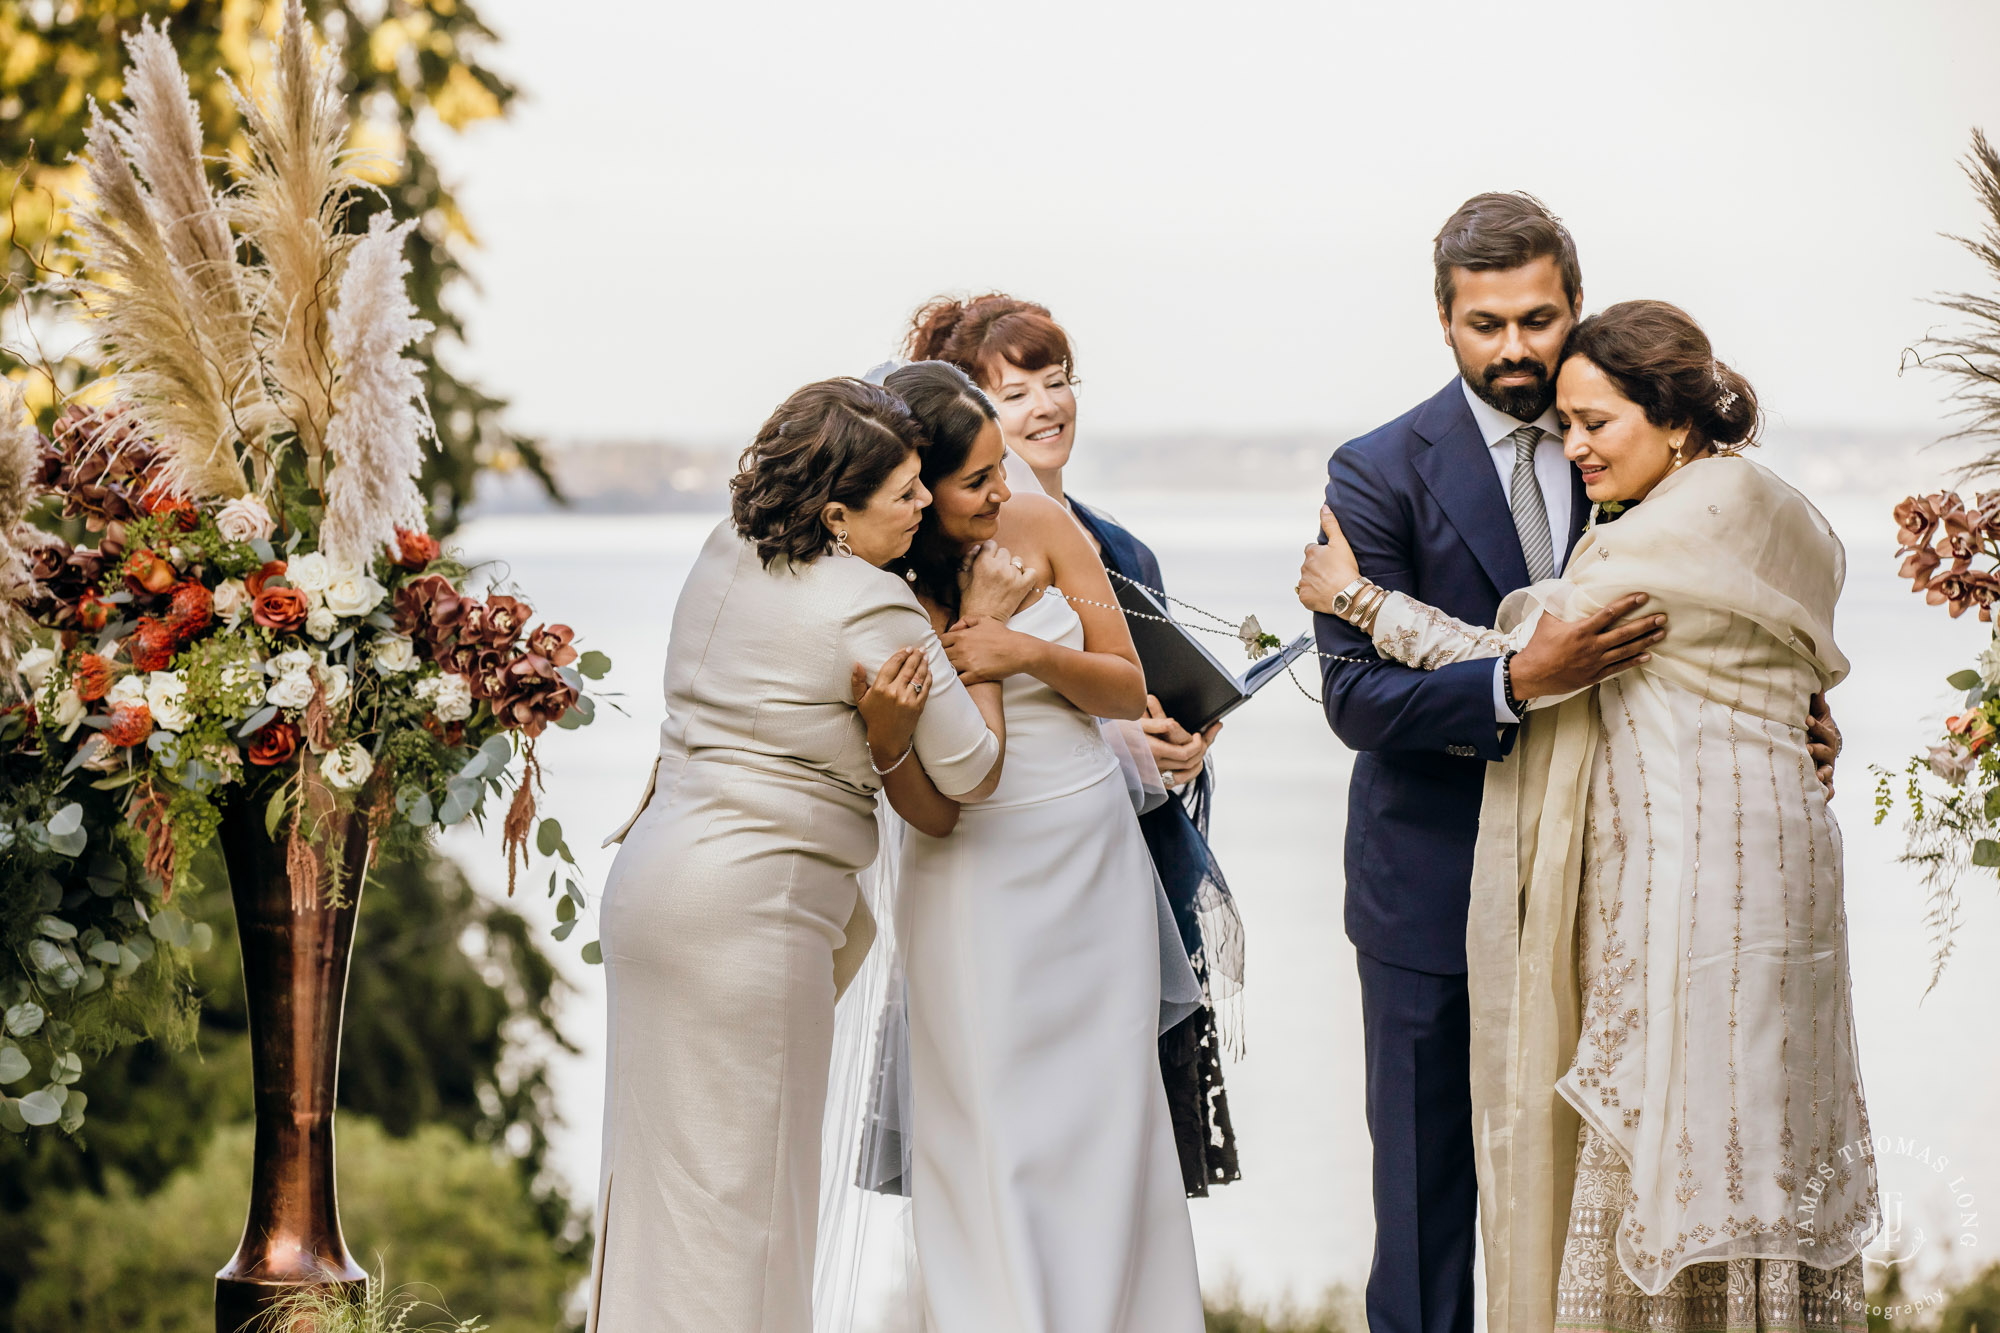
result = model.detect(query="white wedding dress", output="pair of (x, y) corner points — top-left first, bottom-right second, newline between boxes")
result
(898, 589), (1205, 1333)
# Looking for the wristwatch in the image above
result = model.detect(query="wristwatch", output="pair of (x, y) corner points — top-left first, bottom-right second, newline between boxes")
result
(1329, 577), (1375, 619)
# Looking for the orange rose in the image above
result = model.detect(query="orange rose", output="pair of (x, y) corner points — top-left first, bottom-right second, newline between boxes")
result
(246, 560), (288, 598)
(395, 527), (441, 569)
(125, 548), (177, 595)
(102, 701), (153, 747)
(1946, 710), (1995, 753)
(253, 586), (310, 633)
(72, 654), (113, 703)
(247, 718), (300, 767)
(76, 594), (113, 632)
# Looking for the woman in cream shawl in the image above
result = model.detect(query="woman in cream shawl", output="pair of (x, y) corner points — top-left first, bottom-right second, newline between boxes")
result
(1305, 301), (1878, 1332)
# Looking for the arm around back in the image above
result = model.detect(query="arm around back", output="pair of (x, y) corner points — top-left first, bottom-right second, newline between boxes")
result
(1316, 444), (1511, 761)
(845, 582), (1003, 798)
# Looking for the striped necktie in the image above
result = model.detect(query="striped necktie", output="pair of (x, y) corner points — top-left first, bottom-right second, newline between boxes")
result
(1507, 424), (1556, 582)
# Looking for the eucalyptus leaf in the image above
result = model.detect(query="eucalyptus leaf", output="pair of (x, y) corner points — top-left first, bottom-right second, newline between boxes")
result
(557, 665), (584, 691)
(284, 529), (302, 554)
(17, 1088), (62, 1126)
(556, 895), (576, 923)
(579, 650), (612, 680)
(89, 771), (140, 791)
(1987, 787), (2000, 821)
(45, 1019), (75, 1053)
(551, 918), (576, 942)
(566, 881), (586, 908)
(0, 1099), (23, 1133)
(439, 786), (476, 827)
(75, 966), (103, 996)
(1974, 838), (2000, 868)
(265, 787), (288, 840)
(367, 612), (397, 632)
(126, 935), (154, 963)
(238, 704), (279, 739)
(149, 908), (193, 949)
(410, 793), (434, 826)
(5, 1002), (44, 1037)
(87, 939), (121, 965)
(480, 734), (514, 770)
(27, 939), (69, 977)
(0, 1045), (29, 1084)
(48, 826), (87, 858)
(58, 1088), (87, 1133)
(458, 751), (494, 783)
(1949, 669), (1984, 691)
(115, 944), (142, 976)
(104, 589), (133, 605)
(50, 1052), (81, 1085)
(536, 819), (564, 857)
(46, 802), (83, 837)
(327, 628), (354, 653)
(35, 916), (77, 941)
(581, 940), (603, 965)
(250, 537), (276, 563)
(189, 923), (214, 952)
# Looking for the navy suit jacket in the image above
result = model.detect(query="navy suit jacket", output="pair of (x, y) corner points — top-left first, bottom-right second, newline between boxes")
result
(1316, 378), (1589, 975)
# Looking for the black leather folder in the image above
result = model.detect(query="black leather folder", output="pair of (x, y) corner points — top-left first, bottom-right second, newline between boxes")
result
(1112, 579), (1315, 734)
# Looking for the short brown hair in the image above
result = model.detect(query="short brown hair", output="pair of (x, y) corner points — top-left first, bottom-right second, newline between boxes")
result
(1433, 192), (1582, 315)
(904, 293), (1075, 390)
(1561, 300), (1760, 451)
(728, 378), (925, 566)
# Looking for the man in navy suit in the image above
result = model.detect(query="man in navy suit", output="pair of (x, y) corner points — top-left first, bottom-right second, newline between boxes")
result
(1307, 193), (1656, 1333)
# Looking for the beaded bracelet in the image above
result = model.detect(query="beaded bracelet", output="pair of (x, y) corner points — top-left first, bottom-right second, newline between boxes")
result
(870, 739), (915, 776)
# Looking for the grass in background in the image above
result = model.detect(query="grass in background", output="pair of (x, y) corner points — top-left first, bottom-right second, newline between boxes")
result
(1204, 1281), (1365, 1333)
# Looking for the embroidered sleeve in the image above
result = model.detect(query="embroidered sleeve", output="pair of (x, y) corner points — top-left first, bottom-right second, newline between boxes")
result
(1369, 591), (1515, 671)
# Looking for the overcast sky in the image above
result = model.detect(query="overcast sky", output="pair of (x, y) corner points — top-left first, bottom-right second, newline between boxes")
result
(428, 0), (2000, 446)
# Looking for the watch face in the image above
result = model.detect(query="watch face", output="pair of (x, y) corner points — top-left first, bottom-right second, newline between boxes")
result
(1331, 592), (1352, 614)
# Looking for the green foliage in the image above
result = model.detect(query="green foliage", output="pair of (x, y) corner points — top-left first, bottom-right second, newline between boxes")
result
(14, 1116), (581, 1333)
(1937, 1259), (2000, 1333)
(1203, 1285), (1364, 1333)
(0, 0), (557, 531)
(266, 1266), (488, 1333)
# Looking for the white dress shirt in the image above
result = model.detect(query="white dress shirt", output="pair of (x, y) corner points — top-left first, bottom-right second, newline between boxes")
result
(1458, 380), (1571, 723)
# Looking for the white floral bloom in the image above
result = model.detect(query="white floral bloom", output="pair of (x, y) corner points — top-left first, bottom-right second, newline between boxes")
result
(324, 554), (366, 586)
(267, 649), (315, 679)
(106, 675), (147, 708)
(50, 685), (86, 735)
(205, 742), (243, 774)
(213, 579), (250, 627)
(323, 575), (388, 618)
(372, 634), (419, 675)
(306, 605), (338, 641)
(314, 662), (352, 708)
(215, 496), (277, 543)
(144, 671), (192, 732)
(18, 646), (57, 689)
(287, 552), (332, 594)
(320, 741), (374, 791)
(1929, 740), (1976, 785)
(79, 736), (124, 774)
(266, 671), (316, 709)
(1979, 636), (2000, 690)
(430, 672), (473, 723)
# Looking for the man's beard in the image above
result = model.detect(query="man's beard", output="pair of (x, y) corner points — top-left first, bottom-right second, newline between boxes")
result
(1460, 353), (1556, 422)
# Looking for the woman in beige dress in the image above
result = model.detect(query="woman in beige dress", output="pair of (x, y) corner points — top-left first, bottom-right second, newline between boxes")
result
(588, 377), (1034, 1332)
(1302, 302), (1878, 1333)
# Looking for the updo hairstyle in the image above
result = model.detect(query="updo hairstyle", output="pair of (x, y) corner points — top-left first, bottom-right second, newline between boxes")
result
(905, 293), (1076, 391)
(1561, 300), (1760, 452)
(728, 377), (925, 566)
(882, 360), (999, 614)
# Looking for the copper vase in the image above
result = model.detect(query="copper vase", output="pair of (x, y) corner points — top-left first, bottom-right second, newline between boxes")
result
(213, 797), (371, 1332)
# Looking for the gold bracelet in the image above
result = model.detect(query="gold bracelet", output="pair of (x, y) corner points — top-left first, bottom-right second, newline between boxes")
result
(1352, 583), (1390, 635)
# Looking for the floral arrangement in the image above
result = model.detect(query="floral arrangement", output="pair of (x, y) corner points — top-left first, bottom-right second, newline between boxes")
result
(1877, 489), (2000, 988)
(0, 4), (603, 1134)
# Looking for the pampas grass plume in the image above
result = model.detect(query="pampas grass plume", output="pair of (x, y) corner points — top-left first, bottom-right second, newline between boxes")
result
(320, 213), (434, 567)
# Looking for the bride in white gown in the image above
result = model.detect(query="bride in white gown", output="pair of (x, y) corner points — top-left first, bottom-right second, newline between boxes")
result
(837, 361), (1205, 1333)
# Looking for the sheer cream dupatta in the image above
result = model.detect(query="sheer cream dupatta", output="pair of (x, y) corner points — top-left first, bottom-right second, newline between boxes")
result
(1456, 457), (1849, 1330)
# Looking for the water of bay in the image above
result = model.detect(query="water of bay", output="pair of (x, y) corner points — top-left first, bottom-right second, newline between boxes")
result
(445, 457), (2000, 1309)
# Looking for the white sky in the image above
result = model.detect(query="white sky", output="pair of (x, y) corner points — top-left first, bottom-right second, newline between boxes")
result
(429, 0), (2000, 444)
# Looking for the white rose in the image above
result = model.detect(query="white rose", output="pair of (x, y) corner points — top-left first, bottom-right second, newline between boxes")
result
(266, 671), (315, 709)
(324, 554), (366, 586)
(215, 496), (276, 543)
(1979, 636), (2000, 690)
(144, 671), (192, 732)
(106, 675), (147, 708)
(320, 741), (374, 791)
(323, 575), (387, 618)
(18, 646), (57, 690)
(306, 605), (338, 641)
(267, 649), (315, 679)
(287, 552), (332, 594)
(431, 672), (473, 722)
(372, 634), (418, 675)
(50, 685), (86, 735)
(213, 579), (250, 626)
(313, 662), (351, 708)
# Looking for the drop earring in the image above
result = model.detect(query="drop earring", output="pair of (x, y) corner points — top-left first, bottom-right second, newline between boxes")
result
(835, 529), (853, 557)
